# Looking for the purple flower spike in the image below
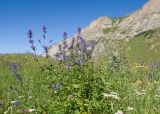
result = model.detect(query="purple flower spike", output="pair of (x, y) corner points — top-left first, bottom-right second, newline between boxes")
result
(63, 32), (68, 40)
(31, 45), (36, 50)
(43, 46), (48, 52)
(92, 46), (95, 50)
(42, 26), (47, 33)
(43, 35), (46, 39)
(63, 40), (68, 49)
(11, 64), (22, 84)
(28, 30), (32, 39)
(38, 40), (42, 44)
(82, 39), (87, 50)
(58, 45), (62, 52)
(63, 54), (67, 61)
(52, 82), (61, 92)
(77, 59), (81, 65)
(12, 100), (21, 107)
(29, 39), (34, 44)
(77, 39), (81, 48)
(15, 74), (23, 84)
(12, 64), (17, 73)
(15, 100), (21, 106)
(78, 27), (81, 34)
(71, 37), (75, 48)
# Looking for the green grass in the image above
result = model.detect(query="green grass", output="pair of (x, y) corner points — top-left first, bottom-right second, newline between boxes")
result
(125, 28), (160, 63)
(102, 26), (160, 64)
(0, 28), (160, 114)
(103, 27), (118, 34)
(0, 53), (160, 114)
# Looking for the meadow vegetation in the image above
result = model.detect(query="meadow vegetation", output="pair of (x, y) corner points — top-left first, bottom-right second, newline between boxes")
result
(0, 27), (160, 114)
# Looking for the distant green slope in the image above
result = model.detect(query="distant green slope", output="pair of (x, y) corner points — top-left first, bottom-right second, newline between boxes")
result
(125, 28), (160, 63)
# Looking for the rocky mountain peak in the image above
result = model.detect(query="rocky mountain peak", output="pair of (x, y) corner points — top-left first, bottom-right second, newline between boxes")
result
(138, 0), (160, 14)
(44, 0), (160, 58)
(87, 16), (112, 29)
(117, 0), (160, 39)
(80, 16), (112, 41)
(145, 0), (160, 10)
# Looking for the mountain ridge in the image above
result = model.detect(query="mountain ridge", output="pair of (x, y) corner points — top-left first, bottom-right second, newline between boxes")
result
(44, 0), (160, 59)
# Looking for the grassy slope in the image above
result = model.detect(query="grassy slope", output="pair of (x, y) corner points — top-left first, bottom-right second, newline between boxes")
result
(103, 24), (160, 64)
(0, 54), (53, 113)
(0, 53), (160, 114)
(126, 28), (160, 63)
(0, 28), (160, 113)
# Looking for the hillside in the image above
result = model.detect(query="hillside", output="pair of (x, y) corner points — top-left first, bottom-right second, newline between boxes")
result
(45, 0), (160, 59)
(1, 50), (160, 114)
(126, 27), (160, 63)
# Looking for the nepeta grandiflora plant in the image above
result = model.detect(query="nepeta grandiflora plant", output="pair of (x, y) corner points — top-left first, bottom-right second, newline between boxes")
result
(28, 26), (95, 67)
(38, 26), (53, 58)
(28, 30), (38, 61)
(56, 27), (95, 67)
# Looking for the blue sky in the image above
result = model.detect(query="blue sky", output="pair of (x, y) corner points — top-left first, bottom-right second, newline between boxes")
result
(0, 0), (148, 54)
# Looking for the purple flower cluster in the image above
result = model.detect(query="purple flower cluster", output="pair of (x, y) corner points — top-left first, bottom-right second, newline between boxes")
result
(63, 32), (68, 50)
(28, 30), (36, 51)
(12, 100), (21, 107)
(151, 62), (160, 69)
(28, 26), (53, 58)
(38, 26), (50, 58)
(12, 64), (17, 74)
(43, 26), (47, 34)
(56, 27), (96, 66)
(28, 30), (32, 38)
(52, 82), (62, 93)
(27, 26), (96, 65)
(59, 44), (62, 52)
(70, 37), (75, 49)
(57, 32), (69, 62)
(11, 64), (22, 84)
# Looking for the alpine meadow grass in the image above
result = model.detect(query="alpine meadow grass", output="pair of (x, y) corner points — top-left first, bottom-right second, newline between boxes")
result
(0, 27), (160, 114)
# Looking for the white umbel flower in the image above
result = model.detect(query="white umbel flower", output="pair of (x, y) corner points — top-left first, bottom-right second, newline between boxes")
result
(155, 95), (160, 98)
(127, 106), (134, 111)
(28, 109), (36, 112)
(11, 101), (17, 104)
(135, 90), (146, 96)
(28, 96), (33, 99)
(115, 110), (123, 114)
(103, 92), (120, 100)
